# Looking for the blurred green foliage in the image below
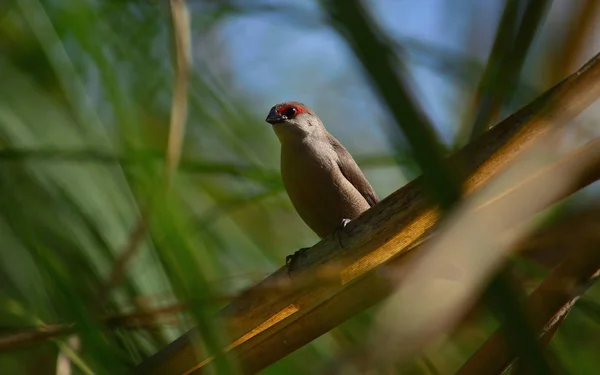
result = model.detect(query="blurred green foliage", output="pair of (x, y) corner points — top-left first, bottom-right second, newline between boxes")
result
(0, 0), (599, 374)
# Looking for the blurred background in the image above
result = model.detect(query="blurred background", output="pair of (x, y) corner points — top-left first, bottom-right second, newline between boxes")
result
(1, 0), (600, 374)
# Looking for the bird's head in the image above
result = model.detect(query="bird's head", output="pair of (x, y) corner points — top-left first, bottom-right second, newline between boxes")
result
(265, 101), (323, 141)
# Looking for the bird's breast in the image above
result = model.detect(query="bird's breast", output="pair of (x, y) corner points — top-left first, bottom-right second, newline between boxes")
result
(280, 140), (370, 238)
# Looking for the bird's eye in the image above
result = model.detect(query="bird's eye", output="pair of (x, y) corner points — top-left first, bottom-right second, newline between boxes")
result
(283, 107), (297, 119)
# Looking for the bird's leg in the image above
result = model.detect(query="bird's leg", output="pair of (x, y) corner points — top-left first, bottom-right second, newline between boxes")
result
(335, 218), (352, 248)
(286, 247), (310, 272)
(285, 219), (351, 274)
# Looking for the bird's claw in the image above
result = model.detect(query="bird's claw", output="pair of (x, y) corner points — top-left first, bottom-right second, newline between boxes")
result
(286, 247), (310, 273)
(336, 218), (352, 248)
(285, 219), (351, 274)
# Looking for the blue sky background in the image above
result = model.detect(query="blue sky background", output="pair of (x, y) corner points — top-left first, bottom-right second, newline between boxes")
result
(184, 0), (600, 199)
(218, 0), (500, 140)
(197, 0), (505, 195)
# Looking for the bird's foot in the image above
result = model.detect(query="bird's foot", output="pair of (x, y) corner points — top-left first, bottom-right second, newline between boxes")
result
(335, 218), (352, 248)
(286, 247), (310, 273)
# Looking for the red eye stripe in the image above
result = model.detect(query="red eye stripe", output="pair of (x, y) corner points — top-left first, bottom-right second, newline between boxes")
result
(277, 105), (307, 116)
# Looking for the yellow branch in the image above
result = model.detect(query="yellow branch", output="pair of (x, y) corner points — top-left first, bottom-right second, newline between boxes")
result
(136, 52), (600, 375)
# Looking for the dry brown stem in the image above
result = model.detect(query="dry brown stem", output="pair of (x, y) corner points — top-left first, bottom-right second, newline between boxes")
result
(137, 53), (600, 375)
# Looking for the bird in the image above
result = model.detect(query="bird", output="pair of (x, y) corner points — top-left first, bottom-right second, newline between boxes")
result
(265, 101), (379, 267)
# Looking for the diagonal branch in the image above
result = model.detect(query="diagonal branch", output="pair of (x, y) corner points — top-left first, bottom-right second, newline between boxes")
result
(136, 51), (600, 375)
(457, 229), (600, 375)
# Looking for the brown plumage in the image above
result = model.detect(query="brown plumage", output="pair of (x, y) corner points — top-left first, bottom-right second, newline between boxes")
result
(266, 101), (379, 238)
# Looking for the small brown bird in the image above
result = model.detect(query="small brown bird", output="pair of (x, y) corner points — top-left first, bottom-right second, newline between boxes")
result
(266, 101), (379, 264)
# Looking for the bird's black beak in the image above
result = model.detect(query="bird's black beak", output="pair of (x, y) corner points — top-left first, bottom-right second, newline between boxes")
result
(266, 108), (284, 124)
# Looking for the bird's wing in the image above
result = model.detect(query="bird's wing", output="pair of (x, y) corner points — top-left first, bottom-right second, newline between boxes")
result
(328, 134), (380, 207)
